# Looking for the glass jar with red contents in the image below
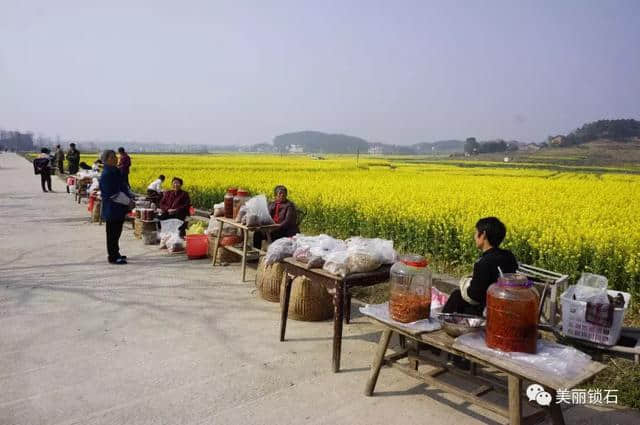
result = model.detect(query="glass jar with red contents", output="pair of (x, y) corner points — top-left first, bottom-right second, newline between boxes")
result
(486, 273), (539, 353)
(389, 254), (432, 323)
(233, 189), (250, 219)
(223, 187), (237, 218)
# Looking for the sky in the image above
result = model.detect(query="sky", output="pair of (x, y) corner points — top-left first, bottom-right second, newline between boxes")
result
(1, 0), (639, 145)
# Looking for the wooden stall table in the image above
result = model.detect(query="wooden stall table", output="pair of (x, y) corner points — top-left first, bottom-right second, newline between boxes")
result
(210, 217), (280, 282)
(279, 258), (392, 373)
(362, 313), (607, 425)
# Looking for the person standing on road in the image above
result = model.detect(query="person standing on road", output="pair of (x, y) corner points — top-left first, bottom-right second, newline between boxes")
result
(54, 144), (65, 173)
(117, 147), (131, 188)
(99, 150), (135, 265)
(33, 148), (53, 192)
(66, 143), (80, 175)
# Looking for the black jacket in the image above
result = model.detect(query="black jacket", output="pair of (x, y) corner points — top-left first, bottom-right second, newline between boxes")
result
(466, 247), (519, 307)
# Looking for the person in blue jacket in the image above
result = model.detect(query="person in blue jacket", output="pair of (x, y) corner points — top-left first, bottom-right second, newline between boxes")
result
(99, 150), (135, 264)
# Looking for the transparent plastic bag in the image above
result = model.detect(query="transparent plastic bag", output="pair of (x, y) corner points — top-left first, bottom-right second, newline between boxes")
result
(265, 237), (296, 265)
(159, 219), (183, 239)
(167, 235), (185, 253)
(346, 250), (381, 273)
(322, 250), (349, 277)
(295, 234), (346, 260)
(577, 273), (608, 290)
(455, 331), (593, 380)
(345, 237), (396, 264)
(293, 246), (312, 263)
(244, 195), (274, 225)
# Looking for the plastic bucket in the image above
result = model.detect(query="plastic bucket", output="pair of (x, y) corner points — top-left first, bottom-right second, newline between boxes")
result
(186, 234), (209, 259)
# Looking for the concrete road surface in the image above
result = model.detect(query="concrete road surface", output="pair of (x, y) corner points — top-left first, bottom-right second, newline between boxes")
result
(1, 152), (637, 425)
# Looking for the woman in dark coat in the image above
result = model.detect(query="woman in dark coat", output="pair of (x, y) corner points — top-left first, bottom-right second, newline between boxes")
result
(253, 185), (299, 249)
(99, 150), (135, 264)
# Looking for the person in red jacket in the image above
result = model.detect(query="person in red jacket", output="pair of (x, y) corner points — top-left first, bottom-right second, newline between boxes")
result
(117, 147), (131, 187)
(158, 177), (191, 236)
(253, 185), (299, 249)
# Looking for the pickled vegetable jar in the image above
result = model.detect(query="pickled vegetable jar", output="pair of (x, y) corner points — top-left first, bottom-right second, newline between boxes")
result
(233, 189), (250, 219)
(389, 254), (432, 323)
(486, 273), (539, 353)
(223, 187), (237, 219)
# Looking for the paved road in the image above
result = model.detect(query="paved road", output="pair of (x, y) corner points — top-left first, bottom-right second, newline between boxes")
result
(1, 153), (637, 425)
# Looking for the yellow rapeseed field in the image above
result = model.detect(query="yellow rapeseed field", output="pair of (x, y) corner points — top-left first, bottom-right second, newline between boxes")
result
(93, 153), (639, 293)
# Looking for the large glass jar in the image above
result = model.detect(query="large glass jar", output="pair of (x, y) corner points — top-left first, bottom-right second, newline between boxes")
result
(389, 254), (432, 323)
(233, 189), (250, 219)
(223, 187), (237, 219)
(486, 273), (539, 353)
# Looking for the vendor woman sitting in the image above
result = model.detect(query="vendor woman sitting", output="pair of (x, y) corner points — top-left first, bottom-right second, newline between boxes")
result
(442, 217), (518, 316)
(158, 177), (191, 235)
(253, 185), (299, 249)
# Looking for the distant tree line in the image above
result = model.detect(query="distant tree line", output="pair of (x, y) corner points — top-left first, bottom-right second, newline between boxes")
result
(463, 137), (518, 155)
(560, 119), (640, 146)
(0, 130), (35, 152)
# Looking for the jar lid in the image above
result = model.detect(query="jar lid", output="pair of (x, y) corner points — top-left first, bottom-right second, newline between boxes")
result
(497, 273), (533, 288)
(400, 254), (428, 268)
(227, 187), (238, 194)
(237, 190), (249, 196)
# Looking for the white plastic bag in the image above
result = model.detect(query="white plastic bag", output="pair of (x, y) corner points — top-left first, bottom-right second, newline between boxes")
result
(577, 273), (608, 290)
(167, 235), (185, 253)
(295, 234), (346, 260)
(322, 250), (349, 277)
(244, 195), (274, 225)
(265, 237), (296, 265)
(159, 219), (183, 239)
(212, 202), (224, 217)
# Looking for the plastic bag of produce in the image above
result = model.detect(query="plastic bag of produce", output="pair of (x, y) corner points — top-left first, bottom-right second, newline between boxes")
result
(346, 250), (381, 273)
(265, 237), (296, 265)
(244, 195), (274, 225)
(323, 250), (349, 277)
(346, 237), (396, 264)
(186, 221), (206, 235)
(293, 245), (312, 263)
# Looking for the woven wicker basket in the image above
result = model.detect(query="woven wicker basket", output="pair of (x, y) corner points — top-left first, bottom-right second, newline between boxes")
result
(207, 235), (241, 263)
(134, 218), (143, 239)
(91, 200), (101, 223)
(256, 259), (285, 302)
(280, 276), (333, 321)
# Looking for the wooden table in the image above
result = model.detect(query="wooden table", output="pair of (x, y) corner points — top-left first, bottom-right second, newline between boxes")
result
(279, 258), (391, 373)
(363, 314), (607, 425)
(211, 217), (280, 282)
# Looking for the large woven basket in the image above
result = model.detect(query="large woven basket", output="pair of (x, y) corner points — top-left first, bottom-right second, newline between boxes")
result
(207, 235), (241, 263)
(256, 258), (285, 302)
(280, 276), (333, 321)
(91, 199), (101, 223)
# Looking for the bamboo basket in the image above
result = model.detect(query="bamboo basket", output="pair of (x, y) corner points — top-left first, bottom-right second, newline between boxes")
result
(91, 199), (101, 223)
(256, 258), (285, 302)
(207, 235), (241, 263)
(280, 275), (333, 321)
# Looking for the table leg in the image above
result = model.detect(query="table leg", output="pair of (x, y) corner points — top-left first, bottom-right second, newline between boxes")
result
(211, 221), (223, 267)
(508, 374), (522, 425)
(279, 274), (293, 342)
(547, 389), (565, 425)
(241, 229), (249, 282)
(399, 334), (407, 349)
(332, 281), (344, 373)
(344, 290), (351, 324)
(364, 329), (393, 396)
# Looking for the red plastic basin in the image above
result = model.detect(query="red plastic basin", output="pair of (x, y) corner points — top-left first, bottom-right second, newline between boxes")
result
(185, 234), (209, 259)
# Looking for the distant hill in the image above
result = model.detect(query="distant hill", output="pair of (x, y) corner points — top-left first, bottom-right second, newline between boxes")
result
(557, 119), (640, 146)
(273, 131), (369, 153)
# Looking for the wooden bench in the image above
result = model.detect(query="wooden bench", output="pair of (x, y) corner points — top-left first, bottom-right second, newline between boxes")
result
(363, 315), (606, 425)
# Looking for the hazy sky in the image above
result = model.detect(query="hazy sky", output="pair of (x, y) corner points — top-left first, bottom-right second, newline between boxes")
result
(1, 0), (639, 145)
